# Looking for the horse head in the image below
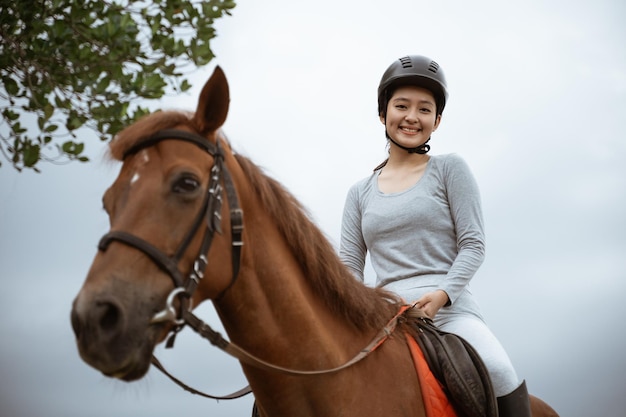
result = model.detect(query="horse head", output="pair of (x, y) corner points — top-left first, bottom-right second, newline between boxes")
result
(70, 67), (241, 381)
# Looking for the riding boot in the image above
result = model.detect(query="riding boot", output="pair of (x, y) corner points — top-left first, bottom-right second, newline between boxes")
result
(497, 380), (532, 417)
(251, 401), (259, 417)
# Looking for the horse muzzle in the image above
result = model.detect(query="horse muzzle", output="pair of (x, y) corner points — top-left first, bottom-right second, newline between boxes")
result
(70, 288), (159, 381)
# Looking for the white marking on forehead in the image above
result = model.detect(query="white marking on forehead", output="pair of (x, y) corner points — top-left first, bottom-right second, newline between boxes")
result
(129, 150), (150, 186)
(141, 149), (150, 163)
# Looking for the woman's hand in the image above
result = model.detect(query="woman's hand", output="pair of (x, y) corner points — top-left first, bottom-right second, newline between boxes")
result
(413, 290), (449, 319)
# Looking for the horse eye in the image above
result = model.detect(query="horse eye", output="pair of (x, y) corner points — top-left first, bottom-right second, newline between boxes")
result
(173, 176), (200, 194)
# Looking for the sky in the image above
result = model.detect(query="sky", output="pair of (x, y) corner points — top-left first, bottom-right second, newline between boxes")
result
(1, 0), (625, 416)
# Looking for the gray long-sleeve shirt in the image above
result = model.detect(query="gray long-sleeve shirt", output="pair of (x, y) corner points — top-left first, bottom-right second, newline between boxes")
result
(339, 153), (485, 304)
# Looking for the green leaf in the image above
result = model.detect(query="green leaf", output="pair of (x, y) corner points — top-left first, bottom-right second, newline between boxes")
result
(3, 77), (19, 95)
(59, 140), (85, 156)
(3, 109), (19, 121)
(12, 122), (27, 134)
(67, 111), (86, 130)
(61, 141), (75, 153)
(43, 103), (54, 121)
(74, 142), (85, 155)
(23, 143), (41, 167)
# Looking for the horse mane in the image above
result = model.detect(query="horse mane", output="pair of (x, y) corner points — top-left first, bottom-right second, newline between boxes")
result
(108, 110), (403, 332)
(233, 153), (403, 332)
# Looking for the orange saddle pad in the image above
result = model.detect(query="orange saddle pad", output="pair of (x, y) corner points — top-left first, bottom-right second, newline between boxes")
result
(405, 333), (458, 417)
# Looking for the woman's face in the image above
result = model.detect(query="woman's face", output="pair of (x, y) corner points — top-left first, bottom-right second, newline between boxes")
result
(381, 85), (441, 149)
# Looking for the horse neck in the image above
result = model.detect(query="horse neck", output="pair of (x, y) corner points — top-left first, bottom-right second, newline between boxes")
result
(208, 159), (425, 417)
(214, 209), (363, 367)
(210, 154), (362, 364)
(212, 211), (381, 416)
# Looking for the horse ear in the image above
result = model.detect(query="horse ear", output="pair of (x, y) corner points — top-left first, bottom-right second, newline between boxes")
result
(193, 66), (230, 134)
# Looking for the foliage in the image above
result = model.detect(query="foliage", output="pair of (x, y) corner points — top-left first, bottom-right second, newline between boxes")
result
(0, 0), (235, 172)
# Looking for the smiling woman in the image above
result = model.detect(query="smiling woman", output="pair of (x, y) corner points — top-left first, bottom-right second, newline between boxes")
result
(339, 55), (549, 417)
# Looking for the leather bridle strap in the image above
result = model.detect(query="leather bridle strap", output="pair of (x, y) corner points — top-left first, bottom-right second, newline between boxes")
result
(151, 304), (410, 400)
(99, 231), (187, 287)
(182, 304), (411, 375)
(99, 129), (243, 302)
(213, 167), (244, 300)
(151, 356), (252, 400)
(123, 129), (221, 159)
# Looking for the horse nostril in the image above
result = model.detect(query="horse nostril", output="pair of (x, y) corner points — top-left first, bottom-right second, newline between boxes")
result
(97, 301), (121, 332)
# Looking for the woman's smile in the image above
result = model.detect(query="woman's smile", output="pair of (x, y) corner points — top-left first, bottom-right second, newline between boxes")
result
(399, 126), (421, 135)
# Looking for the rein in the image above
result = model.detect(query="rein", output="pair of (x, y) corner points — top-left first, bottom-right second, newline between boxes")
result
(98, 128), (410, 400)
(182, 303), (411, 375)
(150, 304), (411, 400)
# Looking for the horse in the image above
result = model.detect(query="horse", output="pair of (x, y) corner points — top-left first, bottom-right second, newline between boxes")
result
(71, 66), (559, 417)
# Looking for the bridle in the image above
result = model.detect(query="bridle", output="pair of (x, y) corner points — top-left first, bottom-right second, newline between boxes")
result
(98, 128), (249, 399)
(97, 128), (411, 401)
(99, 128), (244, 320)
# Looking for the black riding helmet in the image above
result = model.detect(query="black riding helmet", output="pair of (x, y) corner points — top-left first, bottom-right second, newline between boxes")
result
(377, 55), (448, 118)
(377, 55), (448, 156)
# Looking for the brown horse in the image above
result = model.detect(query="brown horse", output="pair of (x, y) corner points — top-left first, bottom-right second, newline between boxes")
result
(71, 67), (558, 417)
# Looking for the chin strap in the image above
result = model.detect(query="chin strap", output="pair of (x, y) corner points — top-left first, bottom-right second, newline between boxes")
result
(386, 132), (431, 154)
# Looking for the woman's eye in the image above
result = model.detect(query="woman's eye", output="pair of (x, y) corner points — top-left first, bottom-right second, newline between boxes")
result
(173, 176), (200, 194)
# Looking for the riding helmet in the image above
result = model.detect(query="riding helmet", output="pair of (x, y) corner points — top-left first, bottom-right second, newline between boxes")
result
(377, 55), (449, 117)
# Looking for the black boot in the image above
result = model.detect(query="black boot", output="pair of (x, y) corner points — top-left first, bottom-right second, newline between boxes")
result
(497, 380), (532, 417)
(251, 401), (260, 417)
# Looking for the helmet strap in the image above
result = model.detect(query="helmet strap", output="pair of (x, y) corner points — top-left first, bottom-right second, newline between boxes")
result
(385, 131), (431, 154)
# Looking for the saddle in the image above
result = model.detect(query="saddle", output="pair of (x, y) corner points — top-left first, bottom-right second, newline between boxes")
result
(407, 310), (498, 417)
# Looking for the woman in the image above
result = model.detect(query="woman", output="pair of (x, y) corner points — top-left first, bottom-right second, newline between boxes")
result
(339, 55), (531, 417)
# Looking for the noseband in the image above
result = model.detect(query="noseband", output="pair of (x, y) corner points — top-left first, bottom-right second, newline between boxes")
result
(98, 128), (244, 333)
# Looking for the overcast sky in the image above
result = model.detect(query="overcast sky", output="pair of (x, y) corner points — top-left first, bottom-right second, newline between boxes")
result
(1, 0), (625, 416)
